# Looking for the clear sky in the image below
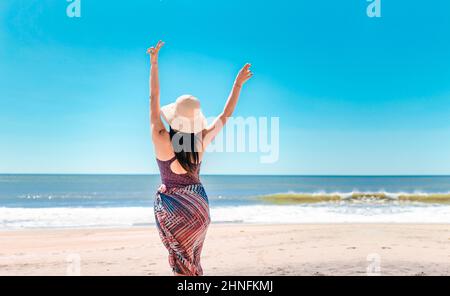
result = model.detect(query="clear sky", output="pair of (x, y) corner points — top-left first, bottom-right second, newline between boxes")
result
(1, 0), (450, 175)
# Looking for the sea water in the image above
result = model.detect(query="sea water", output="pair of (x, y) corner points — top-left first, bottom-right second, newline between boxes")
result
(0, 175), (449, 229)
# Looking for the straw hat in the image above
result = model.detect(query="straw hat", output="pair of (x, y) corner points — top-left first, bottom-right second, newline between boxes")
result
(160, 95), (208, 134)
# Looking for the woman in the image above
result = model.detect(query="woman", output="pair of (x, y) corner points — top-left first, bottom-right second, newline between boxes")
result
(147, 40), (253, 276)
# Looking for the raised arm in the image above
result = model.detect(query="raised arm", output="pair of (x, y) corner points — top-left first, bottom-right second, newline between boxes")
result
(203, 63), (253, 147)
(146, 40), (165, 136)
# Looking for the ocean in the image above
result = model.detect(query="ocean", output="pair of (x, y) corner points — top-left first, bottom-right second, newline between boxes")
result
(1, 174), (450, 229)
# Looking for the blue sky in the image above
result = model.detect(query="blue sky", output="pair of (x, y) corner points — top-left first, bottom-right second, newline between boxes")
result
(1, 0), (450, 175)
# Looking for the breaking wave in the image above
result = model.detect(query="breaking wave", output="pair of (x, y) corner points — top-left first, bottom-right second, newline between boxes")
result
(259, 192), (450, 204)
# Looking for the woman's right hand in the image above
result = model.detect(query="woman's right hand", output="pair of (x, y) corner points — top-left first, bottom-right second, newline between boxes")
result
(146, 40), (165, 65)
(158, 184), (167, 194)
(235, 63), (253, 87)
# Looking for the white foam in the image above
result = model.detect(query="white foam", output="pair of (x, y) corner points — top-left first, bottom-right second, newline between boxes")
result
(260, 190), (450, 200)
(1, 204), (450, 230)
(211, 204), (450, 224)
(0, 207), (153, 230)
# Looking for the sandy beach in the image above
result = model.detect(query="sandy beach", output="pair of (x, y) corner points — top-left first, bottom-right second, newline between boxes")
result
(0, 224), (449, 276)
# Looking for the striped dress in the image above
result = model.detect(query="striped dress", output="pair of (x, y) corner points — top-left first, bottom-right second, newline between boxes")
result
(154, 156), (210, 276)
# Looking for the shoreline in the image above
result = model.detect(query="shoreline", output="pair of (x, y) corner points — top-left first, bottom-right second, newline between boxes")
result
(1, 221), (450, 232)
(1, 224), (449, 276)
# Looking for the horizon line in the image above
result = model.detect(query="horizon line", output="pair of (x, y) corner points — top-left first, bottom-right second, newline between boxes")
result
(1, 173), (450, 178)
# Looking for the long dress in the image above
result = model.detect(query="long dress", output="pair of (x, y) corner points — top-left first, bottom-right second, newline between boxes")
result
(154, 156), (210, 276)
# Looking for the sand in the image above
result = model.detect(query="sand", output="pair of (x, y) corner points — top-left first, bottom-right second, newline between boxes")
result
(0, 224), (449, 276)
